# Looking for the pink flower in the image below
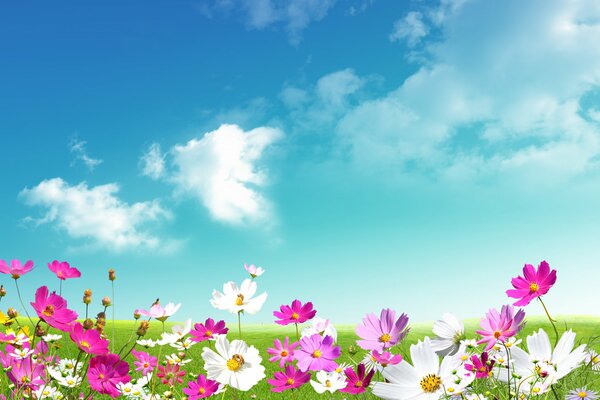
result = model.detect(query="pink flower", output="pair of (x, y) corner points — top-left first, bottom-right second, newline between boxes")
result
(48, 260), (81, 280)
(138, 302), (181, 322)
(476, 305), (525, 350)
(268, 364), (311, 392)
(295, 334), (340, 372)
(190, 318), (228, 342)
(183, 374), (221, 399)
(30, 286), (78, 331)
(273, 300), (317, 325)
(341, 363), (374, 394)
(465, 351), (495, 379)
(132, 350), (157, 376)
(355, 308), (410, 351)
(372, 350), (403, 367)
(7, 358), (46, 390)
(244, 263), (265, 278)
(87, 354), (131, 398)
(69, 322), (109, 355)
(157, 363), (186, 386)
(506, 260), (557, 306)
(0, 259), (34, 279)
(267, 337), (298, 367)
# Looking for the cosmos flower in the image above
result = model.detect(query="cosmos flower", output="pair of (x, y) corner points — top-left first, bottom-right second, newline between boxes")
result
(506, 261), (557, 307)
(210, 279), (267, 314)
(301, 316), (338, 342)
(202, 335), (265, 391)
(47, 260), (81, 280)
(465, 351), (494, 379)
(244, 264), (265, 278)
(7, 358), (46, 390)
(30, 286), (77, 331)
(310, 371), (347, 394)
(585, 350), (600, 371)
(476, 305), (525, 350)
(267, 337), (298, 368)
(0, 259), (34, 279)
(273, 299), (317, 325)
(341, 363), (375, 395)
(69, 322), (109, 355)
(132, 350), (157, 376)
(430, 313), (465, 356)
(295, 334), (340, 372)
(157, 363), (186, 386)
(268, 364), (311, 392)
(372, 350), (403, 367)
(190, 318), (228, 342)
(566, 388), (598, 400)
(356, 308), (410, 351)
(87, 354), (131, 398)
(138, 302), (181, 322)
(183, 374), (221, 399)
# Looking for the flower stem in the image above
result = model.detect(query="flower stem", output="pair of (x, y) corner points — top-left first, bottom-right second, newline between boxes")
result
(538, 297), (559, 346)
(59, 280), (62, 296)
(111, 280), (115, 353)
(238, 311), (242, 339)
(14, 279), (34, 327)
(295, 323), (300, 342)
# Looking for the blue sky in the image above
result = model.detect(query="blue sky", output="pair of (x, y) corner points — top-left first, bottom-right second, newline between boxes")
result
(2, 0), (600, 325)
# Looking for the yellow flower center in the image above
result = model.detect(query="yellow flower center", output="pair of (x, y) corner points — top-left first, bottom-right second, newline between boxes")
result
(199, 388), (205, 394)
(205, 330), (213, 337)
(80, 340), (90, 349)
(354, 380), (363, 388)
(461, 355), (468, 361)
(286, 378), (295, 385)
(379, 333), (392, 343)
(448, 387), (455, 393)
(493, 331), (502, 339)
(292, 312), (299, 320)
(325, 380), (332, 387)
(281, 350), (288, 357)
(592, 356), (599, 364)
(226, 354), (245, 371)
(579, 392), (588, 399)
(312, 350), (322, 358)
(532, 387), (541, 394)
(42, 305), (55, 317)
(124, 387), (131, 393)
(235, 294), (244, 306)
(530, 282), (539, 292)
(420, 374), (442, 393)
(99, 373), (105, 379)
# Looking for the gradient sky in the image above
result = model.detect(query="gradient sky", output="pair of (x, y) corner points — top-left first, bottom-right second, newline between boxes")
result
(2, 0), (600, 325)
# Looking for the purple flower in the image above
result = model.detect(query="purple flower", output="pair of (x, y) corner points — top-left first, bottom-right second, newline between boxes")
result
(295, 334), (340, 372)
(356, 308), (409, 351)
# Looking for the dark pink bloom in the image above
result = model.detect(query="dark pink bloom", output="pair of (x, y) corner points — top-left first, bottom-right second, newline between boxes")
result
(7, 358), (46, 390)
(157, 363), (186, 386)
(87, 354), (131, 398)
(341, 363), (374, 394)
(267, 337), (298, 367)
(295, 334), (340, 372)
(48, 260), (81, 280)
(0, 332), (16, 344)
(372, 350), (403, 367)
(0, 259), (34, 279)
(132, 349), (157, 376)
(273, 300), (317, 325)
(465, 351), (495, 379)
(356, 308), (410, 351)
(268, 364), (311, 392)
(476, 305), (525, 350)
(183, 374), (220, 399)
(190, 318), (228, 342)
(506, 260), (557, 306)
(69, 322), (109, 355)
(30, 286), (78, 331)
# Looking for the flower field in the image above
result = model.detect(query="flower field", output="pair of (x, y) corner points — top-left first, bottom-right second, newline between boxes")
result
(0, 260), (599, 399)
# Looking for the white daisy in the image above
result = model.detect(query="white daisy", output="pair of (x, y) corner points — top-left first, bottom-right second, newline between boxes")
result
(210, 279), (267, 314)
(585, 349), (600, 371)
(9, 347), (34, 360)
(56, 374), (82, 388)
(34, 386), (62, 399)
(165, 353), (191, 365)
(42, 334), (62, 343)
(58, 358), (82, 374)
(171, 337), (196, 351)
(136, 339), (157, 348)
(430, 313), (465, 357)
(202, 335), (265, 391)
(310, 370), (347, 394)
(301, 317), (338, 343)
(373, 337), (474, 400)
(334, 362), (351, 374)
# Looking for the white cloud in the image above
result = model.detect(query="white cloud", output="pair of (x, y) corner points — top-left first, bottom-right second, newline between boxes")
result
(69, 139), (103, 171)
(140, 143), (166, 180)
(20, 178), (170, 251)
(316, 69), (364, 108)
(389, 11), (429, 46)
(170, 124), (283, 225)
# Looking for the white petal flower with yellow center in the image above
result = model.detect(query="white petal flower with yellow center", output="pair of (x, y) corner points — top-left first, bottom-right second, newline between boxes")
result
(210, 279), (267, 314)
(310, 370), (347, 394)
(201, 335), (265, 391)
(430, 313), (465, 357)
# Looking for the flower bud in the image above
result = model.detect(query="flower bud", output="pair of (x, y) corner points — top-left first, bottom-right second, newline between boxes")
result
(83, 289), (92, 305)
(7, 308), (18, 319)
(137, 320), (150, 336)
(108, 269), (116, 281)
(0, 285), (6, 297)
(347, 345), (358, 355)
(133, 310), (141, 320)
(178, 352), (186, 359)
(83, 318), (94, 330)
(35, 325), (47, 337)
(102, 296), (112, 307)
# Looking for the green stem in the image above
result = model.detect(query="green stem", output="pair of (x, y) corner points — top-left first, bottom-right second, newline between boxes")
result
(14, 279), (34, 327)
(538, 297), (559, 346)
(111, 280), (115, 353)
(295, 323), (300, 342)
(238, 311), (242, 340)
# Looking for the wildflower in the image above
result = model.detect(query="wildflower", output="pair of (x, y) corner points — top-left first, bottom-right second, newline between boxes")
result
(166, 352), (191, 365)
(48, 260), (81, 280)
(56, 374), (82, 387)
(267, 337), (298, 367)
(506, 260), (557, 307)
(295, 334), (340, 372)
(372, 350), (403, 367)
(465, 351), (495, 378)
(160, 319), (192, 344)
(7, 358), (46, 390)
(210, 279), (267, 314)
(476, 305), (525, 350)
(341, 363), (375, 394)
(201, 335), (265, 391)
(244, 263), (265, 278)
(108, 268), (116, 281)
(171, 337), (196, 351)
(30, 286), (78, 331)
(136, 338), (156, 348)
(102, 296), (112, 307)
(274, 299), (317, 325)
(42, 333), (62, 343)
(69, 322), (109, 355)
(566, 388), (598, 400)
(190, 318), (228, 342)
(310, 371), (347, 394)
(356, 308), (410, 351)
(430, 313), (465, 356)
(138, 302), (181, 322)
(0, 259), (34, 279)
(182, 374), (221, 399)
(87, 354), (131, 398)
(268, 364), (311, 392)
(157, 363), (186, 386)
(301, 316), (338, 342)
(34, 386), (61, 399)
(585, 350), (600, 371)
(8, 346), (34, 360)
(132, 350), (157, 376)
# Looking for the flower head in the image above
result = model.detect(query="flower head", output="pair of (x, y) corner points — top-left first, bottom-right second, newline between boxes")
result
(430, 313), (465, 356)
(190, 318), (228, 342)
(310, 370), (347, 394)
(372, 350), (403, 367)
(268, 364), (311, 392)
(157, 363), (186, 386)
(506, 261), (557, 306)
(132, 349), (157, 376)
(567, 388), (598, 400)
(30, 286), (78, 331)
(267, 337), (298, 368)
(341, 363), (375, 394)
(273, 299), (316, 325)
(244, 263), (265, 278)
(0, 259), (34, 279)
(138, 302), (181, 322)
(210, 279), (267, 314)
(476, 305), (525, 350)
(48, 260), (81, 280)
(295, 334), (340, 372)
(183, 374), (221, 399)
(87, 354), (131, 398)
(465, 351), (494, 379)
(69, 322), (109, 355)
(301, 316), (338, 342)
(356, 308), (410, 351)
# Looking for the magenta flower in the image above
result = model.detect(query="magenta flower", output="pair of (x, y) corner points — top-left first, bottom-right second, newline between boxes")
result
(267, 337), (299, 367)
(183, 374), (221, 399)
(69, 322), (109, 355)
(48, 260), (81, 280)
(0, 259), (34, 279)
(356, 308), (409, 351)
(157, 363), (186, 386)
(476, 305), (525, 350)
(268, 364), (311, 392)
(506, 260), (557, 307)
(296, 334), (340, 372)
(372, 350), (403, 367)
(87, 354), (131, 398)
(132, 349), (157, 376)
(30, 286), (78, 331)
(465, 351), (495, 379)
(273, 300), (317, 325)
(341, 363), (374, 394)
(7, 359), (46, 390)
(190, 318), (228, 342)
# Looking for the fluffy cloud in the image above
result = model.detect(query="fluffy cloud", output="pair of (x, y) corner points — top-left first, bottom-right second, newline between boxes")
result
(69, 139), (103, 171)
(170, 124), (283, 225)
(20, 178), (170, 251)
(389, 11), (429, 46)
(140, 143), (166, 180)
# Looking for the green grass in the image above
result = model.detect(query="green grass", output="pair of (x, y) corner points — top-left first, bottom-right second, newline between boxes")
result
(9, 315), (600, 399)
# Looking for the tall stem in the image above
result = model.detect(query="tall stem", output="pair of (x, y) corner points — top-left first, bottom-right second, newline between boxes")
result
(538, 297), (559, 346)
(238, 311), (242, 339)
(14, 279), (34, 326)
(59, 280), (62, 296)
(295, 323), (300, 342)
(111, 280), (115, 353)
